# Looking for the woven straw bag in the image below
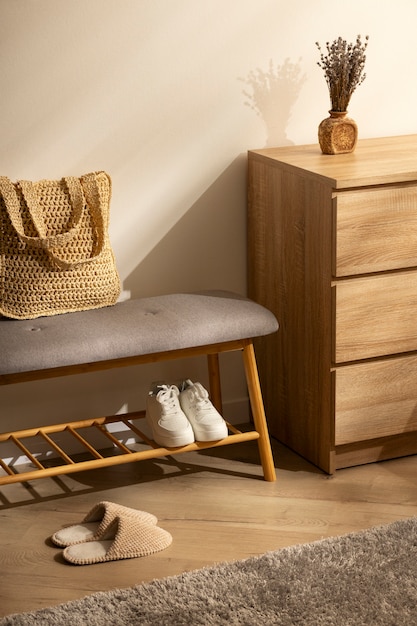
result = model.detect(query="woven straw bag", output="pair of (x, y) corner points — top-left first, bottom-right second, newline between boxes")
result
(0, 171), (121, 319)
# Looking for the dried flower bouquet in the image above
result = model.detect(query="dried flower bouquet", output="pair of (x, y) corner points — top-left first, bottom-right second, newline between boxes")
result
(316, 35), (369, 112)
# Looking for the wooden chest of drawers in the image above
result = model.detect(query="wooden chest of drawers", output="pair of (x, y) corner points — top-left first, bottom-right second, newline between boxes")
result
(248, 135), (417, 473)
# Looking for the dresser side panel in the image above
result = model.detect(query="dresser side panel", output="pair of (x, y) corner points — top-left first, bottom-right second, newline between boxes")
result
(248, 154), (334, 472)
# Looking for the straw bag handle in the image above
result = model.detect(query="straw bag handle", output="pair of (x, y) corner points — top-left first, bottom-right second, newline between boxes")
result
(0, 174), (106, 270)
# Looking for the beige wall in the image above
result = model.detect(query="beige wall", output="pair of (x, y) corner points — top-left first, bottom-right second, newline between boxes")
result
(2, 0), (416, 460)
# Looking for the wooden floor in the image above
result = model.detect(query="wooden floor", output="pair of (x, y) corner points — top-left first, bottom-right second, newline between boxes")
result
(1, 435), (416, 619)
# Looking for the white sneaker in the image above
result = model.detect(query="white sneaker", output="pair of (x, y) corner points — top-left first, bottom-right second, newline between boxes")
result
(179, 380), (228, 442)
(146, 383), (195, 447)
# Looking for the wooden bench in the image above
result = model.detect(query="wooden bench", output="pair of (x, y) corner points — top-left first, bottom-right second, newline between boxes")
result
(0, 290), (278, 485)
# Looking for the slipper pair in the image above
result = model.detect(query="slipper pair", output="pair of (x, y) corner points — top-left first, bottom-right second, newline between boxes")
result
(51, 501), (172, 565)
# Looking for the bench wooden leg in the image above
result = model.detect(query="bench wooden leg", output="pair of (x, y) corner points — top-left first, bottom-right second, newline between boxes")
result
(242, 342), (276, 482)
(207, 353), (223, 413)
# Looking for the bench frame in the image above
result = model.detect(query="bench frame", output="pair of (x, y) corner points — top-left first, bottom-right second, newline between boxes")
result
(0, 337), (276, 485)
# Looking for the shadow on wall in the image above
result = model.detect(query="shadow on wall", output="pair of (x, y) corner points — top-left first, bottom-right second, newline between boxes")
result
(122, 56), (306, 300)
(124, 154), (248, 299)
(239, 58), (307, 147)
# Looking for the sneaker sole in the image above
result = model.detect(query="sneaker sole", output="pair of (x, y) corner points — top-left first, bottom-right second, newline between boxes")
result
(150, 432), (195, 447)
(192, 425), (229, 442)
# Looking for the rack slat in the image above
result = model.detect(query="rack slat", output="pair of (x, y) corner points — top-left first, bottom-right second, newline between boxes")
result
(121, 418), (155, 447)
(65, 426), (104, 459)
(0, 457), (15, 476)
(10, 435), (45, 470)
(38, 431), (75, 465)
(0, 429), (260, 485)
(0, 412), (145, 442)
(95, 424), (133, 454)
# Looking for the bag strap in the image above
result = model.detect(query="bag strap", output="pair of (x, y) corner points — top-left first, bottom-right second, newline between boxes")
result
(0, 174), (106, 270)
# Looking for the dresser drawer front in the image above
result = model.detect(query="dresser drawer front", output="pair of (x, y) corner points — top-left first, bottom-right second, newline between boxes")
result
(335, 355), (417, 445)
(334, 271), (417, 362)
(334, 185), (417, 277)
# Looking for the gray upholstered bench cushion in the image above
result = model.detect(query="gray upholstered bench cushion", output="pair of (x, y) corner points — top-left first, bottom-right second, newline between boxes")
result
(0, 290), (278, 376)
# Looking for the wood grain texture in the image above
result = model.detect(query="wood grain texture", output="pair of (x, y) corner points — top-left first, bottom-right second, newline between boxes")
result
(335, 354), (417, 444)
(248, 135), (417, 473)
(335, 270), (417, 362)
(250, 134), (417, 188)
(335, 185), (417, 276)
(248, 157), (334, 473)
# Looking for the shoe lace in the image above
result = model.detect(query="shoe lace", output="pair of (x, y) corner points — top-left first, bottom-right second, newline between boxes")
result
(156, 385), (180, 415)
(189, 383), (211, 408)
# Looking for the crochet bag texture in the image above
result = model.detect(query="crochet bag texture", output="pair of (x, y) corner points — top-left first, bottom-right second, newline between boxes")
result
(0, 171), (121, 319)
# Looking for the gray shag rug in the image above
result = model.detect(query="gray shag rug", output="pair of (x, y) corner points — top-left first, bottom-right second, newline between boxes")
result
(2, 517), (416, 626)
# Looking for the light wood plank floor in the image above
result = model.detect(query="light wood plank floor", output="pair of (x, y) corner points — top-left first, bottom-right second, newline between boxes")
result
(1, 437), (416, 618)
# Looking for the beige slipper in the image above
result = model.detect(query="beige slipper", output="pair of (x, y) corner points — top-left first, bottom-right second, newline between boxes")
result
(51, 501), (158, 547)
(63, 515), (172, 565)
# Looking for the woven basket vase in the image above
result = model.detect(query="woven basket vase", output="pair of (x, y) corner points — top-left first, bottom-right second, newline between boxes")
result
(0, 171), (121, 319)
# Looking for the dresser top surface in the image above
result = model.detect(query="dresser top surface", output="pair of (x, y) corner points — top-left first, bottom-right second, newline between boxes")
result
(249, 135), (417, 189)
